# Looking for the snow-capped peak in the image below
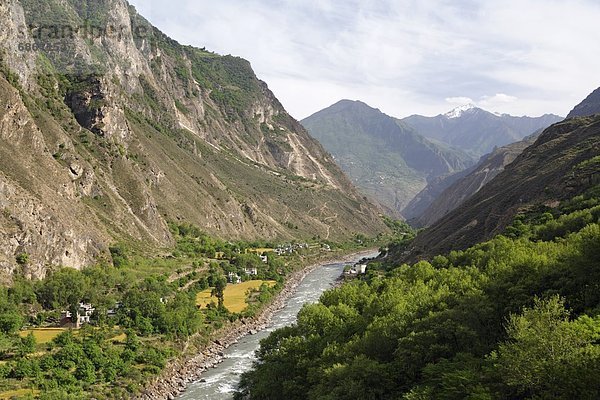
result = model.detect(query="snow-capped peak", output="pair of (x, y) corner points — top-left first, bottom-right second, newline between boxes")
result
(444, 103), (477, 119)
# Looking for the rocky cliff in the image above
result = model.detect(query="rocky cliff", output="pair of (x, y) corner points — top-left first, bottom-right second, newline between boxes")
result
(0, 0), (386, 279)
(567, 86), (600, 119)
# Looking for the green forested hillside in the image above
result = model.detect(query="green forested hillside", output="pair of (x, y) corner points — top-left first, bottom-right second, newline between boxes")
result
(0, 223), (379, 398)
(236, 185), (600, 400)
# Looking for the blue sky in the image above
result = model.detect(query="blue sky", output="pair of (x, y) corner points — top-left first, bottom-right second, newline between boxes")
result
(128, 0), (600, 120)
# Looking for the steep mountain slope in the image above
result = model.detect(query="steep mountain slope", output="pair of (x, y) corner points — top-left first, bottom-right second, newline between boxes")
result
(567, 86), (600, 118)
(403, 105), (562, 157)
(401, 166), (475, 223)
(0, 0), (386, 278)
(402, 115), (600, 260)
(404, 133), (540, 226)
(301, 100), (475, 215)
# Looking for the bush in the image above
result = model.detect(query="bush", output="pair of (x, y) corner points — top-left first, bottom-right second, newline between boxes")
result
(16, 253), (29, 265)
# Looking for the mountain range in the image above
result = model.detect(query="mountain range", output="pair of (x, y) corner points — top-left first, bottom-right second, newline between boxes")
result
(0, 0), (386, 278)
(402, 104), (562, 157)
(301, 100), (475, 215)
(403, 132), (541, 226)
(302, 100), (561, 217)
(399, 88), (600, 261)
(404, 87), (600, 228)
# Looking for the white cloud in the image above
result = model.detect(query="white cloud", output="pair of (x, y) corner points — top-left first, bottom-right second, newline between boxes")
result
(446, 97), (474, 105)
(480, 94), (518, 104)
(129, 0), (600, 119)
(478, 93), (519, 113)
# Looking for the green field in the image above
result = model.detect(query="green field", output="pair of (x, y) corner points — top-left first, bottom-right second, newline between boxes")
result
(196, 280), (276, 313)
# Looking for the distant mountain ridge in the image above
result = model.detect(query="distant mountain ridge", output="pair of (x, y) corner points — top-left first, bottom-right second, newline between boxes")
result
(567, 87), (600, 118)
(301, 100), (476, 215)
(402, 106), (562, 157)
(404, 87), (600, 227)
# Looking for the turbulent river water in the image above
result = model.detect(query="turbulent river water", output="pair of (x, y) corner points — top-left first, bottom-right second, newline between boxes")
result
(178, 251), (378, 399)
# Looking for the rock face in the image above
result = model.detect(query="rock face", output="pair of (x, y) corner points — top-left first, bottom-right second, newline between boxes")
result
(301, 100), (475, 215)
(0, 0), (386, 278)
(399, 115), (600, 262)
(567, 87), (600, 118)
(404, 133), (540, 227)
(402, 106), (562, 157)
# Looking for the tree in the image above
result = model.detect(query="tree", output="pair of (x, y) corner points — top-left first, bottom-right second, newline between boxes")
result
(211, 275), (227, 309)
(0, 311), (23, 334)
(124, 330), (140, 353)
(18, 332), (36, 356)
(74, 359), (96, 384)
(492, 296), (600, 398)
(36, 268), (88, 310)
(15, 252), (29, 266)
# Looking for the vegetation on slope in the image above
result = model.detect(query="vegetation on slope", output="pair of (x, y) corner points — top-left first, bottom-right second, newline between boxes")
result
(0, 224), (381, 399)
(301, 100), (475, 214)
(406, 115), (600, 259)
(236, 184), (600, 400)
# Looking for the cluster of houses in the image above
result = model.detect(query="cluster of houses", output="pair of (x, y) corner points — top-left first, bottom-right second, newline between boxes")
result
(274, 242), (313, 255)
(227, 272), (242, 284)
(60, 302), (95, 328)
(217, 242), (331, 260)
(59, 301), (122, 328)
(344, 263), (367, 277)
(227, 265), (262, 284)
(227, 266), (262, 284)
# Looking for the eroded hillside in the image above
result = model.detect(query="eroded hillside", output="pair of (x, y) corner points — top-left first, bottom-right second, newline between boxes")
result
(0, 0), (386, 278)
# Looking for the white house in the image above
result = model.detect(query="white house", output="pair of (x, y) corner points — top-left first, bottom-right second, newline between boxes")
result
(60, 302), (95, 328)
(228, 272), (242, 284)
(245, 267), (258, 276)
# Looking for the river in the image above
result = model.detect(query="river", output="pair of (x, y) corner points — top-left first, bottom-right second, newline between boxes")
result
(178, 251), (378, 399)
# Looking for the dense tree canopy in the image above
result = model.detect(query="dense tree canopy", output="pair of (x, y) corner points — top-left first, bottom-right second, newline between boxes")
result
(237, 187), (600, 400)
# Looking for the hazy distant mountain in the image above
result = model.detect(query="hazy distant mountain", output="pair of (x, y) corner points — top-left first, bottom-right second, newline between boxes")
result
(402, 105), (562, 157)
(404, 133), (540, 227)
(567, 87), (600, 118)
(301, 100), (475, 215)
(401, 167), (475, 223)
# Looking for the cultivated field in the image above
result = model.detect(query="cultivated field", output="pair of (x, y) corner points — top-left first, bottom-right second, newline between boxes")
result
(196, 280), (276, 313)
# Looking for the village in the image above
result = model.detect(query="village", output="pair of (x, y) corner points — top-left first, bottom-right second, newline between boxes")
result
(46, 241), (334, 331)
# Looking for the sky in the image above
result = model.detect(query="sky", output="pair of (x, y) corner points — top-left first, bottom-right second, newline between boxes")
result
(128, 0), (600, 120)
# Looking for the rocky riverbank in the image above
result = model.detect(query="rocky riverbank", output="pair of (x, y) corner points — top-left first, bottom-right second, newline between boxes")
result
(134, 249), (377, 400)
